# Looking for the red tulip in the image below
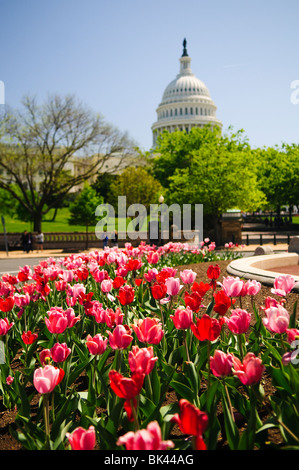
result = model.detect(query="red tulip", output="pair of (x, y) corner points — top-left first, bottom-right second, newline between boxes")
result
(206, 264), (220, 280)
(191, 314), (224, 342)
(213, 290), (234, 316)
(112, 276), (126, 289)
(117, 284), (135, 306)
(22, 330), (38, 345)
(172, 399), (208, 450)
(151, 282), (167, 300)
(191, 281), (211, 298)
(0, 296), (15, 312)
(109, 369), (144, 400)
(184, 291), (202, 313)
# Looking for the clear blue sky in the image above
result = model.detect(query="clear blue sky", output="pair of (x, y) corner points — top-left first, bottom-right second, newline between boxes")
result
(0, 0), (298, 151)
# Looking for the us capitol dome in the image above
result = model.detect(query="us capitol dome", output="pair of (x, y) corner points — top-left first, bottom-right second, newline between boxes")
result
(151, 39), (222, 146)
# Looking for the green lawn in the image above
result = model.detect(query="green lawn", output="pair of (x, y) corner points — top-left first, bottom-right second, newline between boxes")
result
(1, 207), (158, 233)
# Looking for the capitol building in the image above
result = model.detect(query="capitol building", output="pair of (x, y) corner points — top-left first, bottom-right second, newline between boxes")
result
(151, 39), (222, 146)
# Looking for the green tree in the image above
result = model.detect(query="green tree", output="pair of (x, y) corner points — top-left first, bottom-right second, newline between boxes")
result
(109, 166), (163, 214)
(256, 143), (299, 220)
(151, 127), (265, 243)
(68, 183), (103, 249)
(0, 94), (137, 232)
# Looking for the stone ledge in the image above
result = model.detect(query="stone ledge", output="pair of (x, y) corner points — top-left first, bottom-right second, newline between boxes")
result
(227, 252), (299, 287)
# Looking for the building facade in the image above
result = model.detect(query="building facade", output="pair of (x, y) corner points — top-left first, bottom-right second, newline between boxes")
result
(151, 39), (222, 146)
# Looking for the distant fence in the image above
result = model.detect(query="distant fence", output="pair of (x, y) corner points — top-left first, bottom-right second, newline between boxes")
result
(242, 233), (295, 246)
(0, 230), (199, 252)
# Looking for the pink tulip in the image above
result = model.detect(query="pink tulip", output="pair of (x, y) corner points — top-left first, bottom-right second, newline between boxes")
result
(108, 324), (133, 350)
(50, 343), (71, 363)
(45, 307), (68, 334)
(0, 317), (14, 336)
(147, 251), (160, 265)
(232, 352), (265, 386)
(225, 309), (251, 334)
(132, 317), (164, 345)
(101, 279), (113, 293)
(245, 279), (261, 296)
(117, 421), (174, 450)
(144, 268), (158, 282)
(165, 277), (182, 296)
(60, 270), (74, 283)
(14, 292), (31, 307)
(128, 345), (158, 375)
(55, 280), (67, 291)
(33, 364), (61, 394)
(263, 304), (290, 334)
(261, 296), (282, 310)
(271, 274), (299, 297)
(66, 426), (96, 450)
(180, 269), (197, 285)
(170, 306), (193, 330)
(86, 334), (108, 356)
(104, 307), (124, 328)
(210, 350), (233, 378)
(222, 276), (244, 297)
(282, 352), (293, 366)
(6, 375), (14, 385)
(286, 328), (299, 344)
(65, 307), (81, 328)
(39, 349), (52, 366)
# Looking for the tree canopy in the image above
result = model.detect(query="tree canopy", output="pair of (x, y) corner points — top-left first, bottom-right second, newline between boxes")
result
(0, 94), (137, 231)
(150, 126), (266, 242)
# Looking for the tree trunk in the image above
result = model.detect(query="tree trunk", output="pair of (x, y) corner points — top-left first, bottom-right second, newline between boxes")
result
(211, 213), (222, 247)
(51, 207), (58, 222)
(33, 213), (42, 233)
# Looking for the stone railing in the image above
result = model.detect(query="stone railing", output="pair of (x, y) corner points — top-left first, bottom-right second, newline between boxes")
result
(0, 230), (199, 252)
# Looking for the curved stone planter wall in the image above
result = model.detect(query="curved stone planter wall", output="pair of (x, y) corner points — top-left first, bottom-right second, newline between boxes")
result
(227, 252), (299, 289)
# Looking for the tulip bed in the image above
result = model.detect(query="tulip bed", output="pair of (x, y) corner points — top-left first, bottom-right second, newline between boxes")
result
(0, 240), (298, 451)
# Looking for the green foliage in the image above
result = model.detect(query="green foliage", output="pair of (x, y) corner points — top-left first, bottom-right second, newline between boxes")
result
(256, 143), (299, 212)
(151, 127), (266, 217)
(109, 166), (163, 212)
(68, 183), (103, 229)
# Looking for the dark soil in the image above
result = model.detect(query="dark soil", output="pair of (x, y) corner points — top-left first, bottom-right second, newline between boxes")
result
(0, 259), (297, 450)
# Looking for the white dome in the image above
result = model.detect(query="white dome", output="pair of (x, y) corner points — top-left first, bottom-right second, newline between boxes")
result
(161, 74), (211, 103)
(151, 39), (222, 145)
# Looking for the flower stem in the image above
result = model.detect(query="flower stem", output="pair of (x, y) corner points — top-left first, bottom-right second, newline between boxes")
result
(43, 394), (50, 449)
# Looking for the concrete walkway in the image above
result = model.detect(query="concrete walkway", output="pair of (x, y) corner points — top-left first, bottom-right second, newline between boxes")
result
(0, 243), (289, 260)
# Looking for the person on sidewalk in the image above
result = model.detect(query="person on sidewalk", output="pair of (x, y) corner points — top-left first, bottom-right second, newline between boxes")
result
(35, 231), (44, 252)
(21, 230), (29, 253)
